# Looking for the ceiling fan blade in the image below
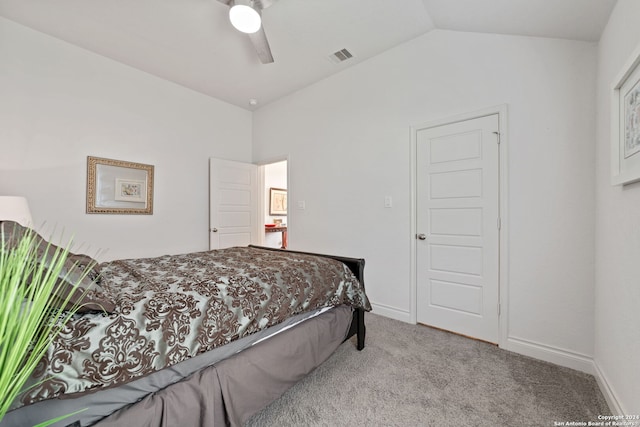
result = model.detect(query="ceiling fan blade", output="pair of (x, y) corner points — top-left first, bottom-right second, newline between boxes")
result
(219, 0), (276, 9)
(249, 26), (274, 64)
(217, 0), (276, 63)
(254, 0), (276, 9)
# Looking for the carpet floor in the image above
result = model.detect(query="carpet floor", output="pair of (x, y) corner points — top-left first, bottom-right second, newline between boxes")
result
(246, 313), (610, 427)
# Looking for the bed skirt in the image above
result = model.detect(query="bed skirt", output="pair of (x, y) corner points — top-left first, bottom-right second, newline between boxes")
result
(93, 304), (353, 427)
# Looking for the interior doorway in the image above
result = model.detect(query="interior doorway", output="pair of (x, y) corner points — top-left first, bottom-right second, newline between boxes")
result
(260, 159), (288, 249)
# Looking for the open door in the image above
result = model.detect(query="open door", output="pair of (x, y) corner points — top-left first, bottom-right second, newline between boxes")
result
(209, 158), (259, 250)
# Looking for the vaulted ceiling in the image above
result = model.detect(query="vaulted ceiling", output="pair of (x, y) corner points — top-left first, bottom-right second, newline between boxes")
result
(0, 0), (617, 110)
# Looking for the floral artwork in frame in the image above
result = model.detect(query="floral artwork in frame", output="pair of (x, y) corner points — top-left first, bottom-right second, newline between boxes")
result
(114, 179), (146, 203)
(611, 41), (640, 186)
(624, 80), (640, 159)
(269, 188), (287, 216)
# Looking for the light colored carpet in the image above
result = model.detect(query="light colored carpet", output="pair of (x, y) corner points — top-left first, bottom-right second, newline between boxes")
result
(246, 313), (610, 427)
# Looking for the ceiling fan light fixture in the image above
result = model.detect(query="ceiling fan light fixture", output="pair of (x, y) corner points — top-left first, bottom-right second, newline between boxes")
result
(229, 2), (262, 34)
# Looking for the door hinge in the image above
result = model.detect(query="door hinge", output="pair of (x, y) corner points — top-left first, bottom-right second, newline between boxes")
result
(493, 131), (501, 144)
(497, 217), (501, 230)
(498, 303), (501, 316)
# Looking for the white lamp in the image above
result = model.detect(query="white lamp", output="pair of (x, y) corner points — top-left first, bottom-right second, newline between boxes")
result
(229, 0), (262, 34)
(0, 196), (33, 228)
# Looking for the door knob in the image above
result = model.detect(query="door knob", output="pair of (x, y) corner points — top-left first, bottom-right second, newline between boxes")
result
(211, 228), (218, 233)
(417, 233), (426, 240)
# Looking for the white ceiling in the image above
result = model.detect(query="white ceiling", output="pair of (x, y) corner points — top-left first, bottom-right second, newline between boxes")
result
(0, 0), (617, 110)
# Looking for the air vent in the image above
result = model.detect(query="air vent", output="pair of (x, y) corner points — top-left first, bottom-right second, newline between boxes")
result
(329, 48), (353, 63)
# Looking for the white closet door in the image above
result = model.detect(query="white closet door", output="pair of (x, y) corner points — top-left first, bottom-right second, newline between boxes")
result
(416, 114), (500, 343)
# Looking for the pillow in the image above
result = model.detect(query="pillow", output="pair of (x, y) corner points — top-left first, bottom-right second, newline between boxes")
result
(67, 253), (102, 284)
(0, 221), (115, 313)
(53, 258), (114, 313)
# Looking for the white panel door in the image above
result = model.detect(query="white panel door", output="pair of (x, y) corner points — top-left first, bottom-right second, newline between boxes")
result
(416, 114), (500, 343)
(209, 158), (259, 250)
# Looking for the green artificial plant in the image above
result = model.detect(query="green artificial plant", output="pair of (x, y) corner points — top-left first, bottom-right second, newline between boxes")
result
(0, 226), (89, 425)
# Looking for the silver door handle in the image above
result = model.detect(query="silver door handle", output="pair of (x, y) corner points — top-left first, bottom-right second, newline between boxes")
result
(417, 233), (426, 240)
(211, 228), (218, 233)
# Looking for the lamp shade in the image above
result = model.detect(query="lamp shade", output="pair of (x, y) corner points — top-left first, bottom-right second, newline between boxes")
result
(229, 2), (261, 34)
(0, 196), (33, 228)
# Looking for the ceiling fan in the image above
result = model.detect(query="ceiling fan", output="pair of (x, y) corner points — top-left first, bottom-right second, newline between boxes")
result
(217, 0), (276, 64)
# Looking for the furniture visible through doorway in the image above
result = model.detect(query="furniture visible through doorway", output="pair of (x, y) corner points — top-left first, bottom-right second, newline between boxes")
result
(265, 225), (287, 249)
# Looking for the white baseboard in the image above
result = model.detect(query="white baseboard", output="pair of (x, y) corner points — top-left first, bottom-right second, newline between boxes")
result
(593, 360), (625, 414)
(503, 336), (595, 374)
(370, 303), (412, 323)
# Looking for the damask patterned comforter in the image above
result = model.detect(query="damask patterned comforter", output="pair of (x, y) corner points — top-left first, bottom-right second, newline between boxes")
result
(15, 246), (371, 409)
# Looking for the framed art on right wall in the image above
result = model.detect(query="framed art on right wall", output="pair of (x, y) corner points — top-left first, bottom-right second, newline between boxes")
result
(611, 41), (640, 186)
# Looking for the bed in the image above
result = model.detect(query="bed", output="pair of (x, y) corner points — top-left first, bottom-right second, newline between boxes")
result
(0, 224), (370, 427)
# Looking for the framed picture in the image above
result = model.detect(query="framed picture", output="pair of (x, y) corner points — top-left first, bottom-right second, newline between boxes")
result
(611, 41), (640, 185)
(114, 178), (146, 202)
(87, 156), (154, 214)
(269, 187), (287, 216)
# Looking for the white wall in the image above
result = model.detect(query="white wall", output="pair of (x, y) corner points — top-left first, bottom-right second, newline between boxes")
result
(253, 30), (597, 370)
(0, 18), (253, 261)
(594, 0), (640, 414)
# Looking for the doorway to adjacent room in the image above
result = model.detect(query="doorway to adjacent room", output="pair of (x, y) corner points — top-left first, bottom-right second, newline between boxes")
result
(260, 159), (288, 249)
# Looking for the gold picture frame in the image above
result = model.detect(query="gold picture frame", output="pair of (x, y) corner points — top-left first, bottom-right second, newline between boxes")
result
(269, 187), (287, 216)
(86, 156), (154, 214)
